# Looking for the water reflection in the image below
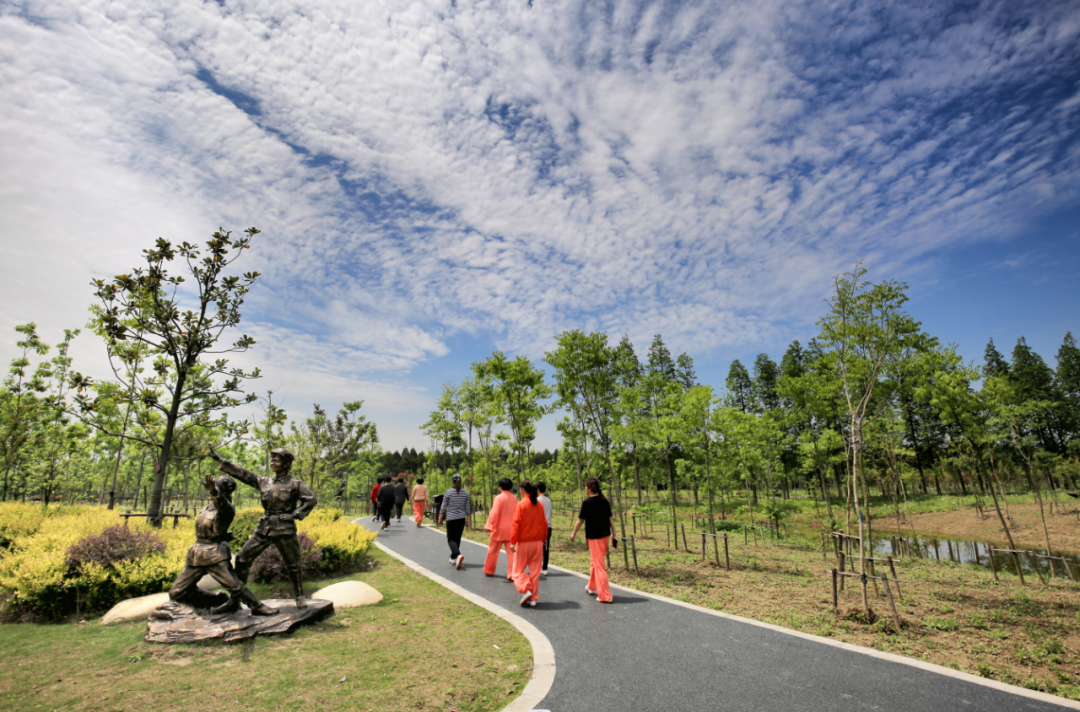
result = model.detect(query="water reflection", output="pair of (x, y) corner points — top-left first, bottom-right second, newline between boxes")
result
(865, 533), (1080, 580)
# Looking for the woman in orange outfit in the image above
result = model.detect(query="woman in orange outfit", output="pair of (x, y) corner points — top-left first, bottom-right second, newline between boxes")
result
(411, 477), (428, 527)
(484, 478), (517, 577)
(569, 477), (617, 603)
(509, 481), (548, 608)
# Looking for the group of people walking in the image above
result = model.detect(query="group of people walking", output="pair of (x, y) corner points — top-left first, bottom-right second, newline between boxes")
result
(370, 474), (429, 530)
(376, 473), (615, 608)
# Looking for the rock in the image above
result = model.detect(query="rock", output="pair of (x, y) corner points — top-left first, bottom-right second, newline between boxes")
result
(311, 580), (383, 608)
(100, 593), (171, 625)
(196, 574), (220, 590)
(145, 599), (334, 644)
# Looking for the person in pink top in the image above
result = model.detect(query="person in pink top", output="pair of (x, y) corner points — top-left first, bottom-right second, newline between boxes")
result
(509, 480), (548, 608)
(484, 478), (516, 578)
(411, 477), (428, 527)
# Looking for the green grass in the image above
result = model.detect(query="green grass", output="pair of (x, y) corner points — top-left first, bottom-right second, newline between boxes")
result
(0, 548), (532, 712)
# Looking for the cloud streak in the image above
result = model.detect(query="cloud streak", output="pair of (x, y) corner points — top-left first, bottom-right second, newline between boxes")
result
(2, 0), (1078, 446)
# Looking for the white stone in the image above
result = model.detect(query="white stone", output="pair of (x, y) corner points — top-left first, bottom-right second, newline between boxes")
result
(196, 574), (220, 590)
(100, 592), (170, 625)
(311, 580), (383, 607)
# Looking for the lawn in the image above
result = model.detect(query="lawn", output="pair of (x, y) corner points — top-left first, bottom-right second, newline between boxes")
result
(0, 547), (532, 712)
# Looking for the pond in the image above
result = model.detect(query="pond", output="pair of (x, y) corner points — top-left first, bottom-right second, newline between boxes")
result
(796, 524), (1080, 581)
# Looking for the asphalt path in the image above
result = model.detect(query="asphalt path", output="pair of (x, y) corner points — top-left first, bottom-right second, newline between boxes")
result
(356, 515), (1074, 712)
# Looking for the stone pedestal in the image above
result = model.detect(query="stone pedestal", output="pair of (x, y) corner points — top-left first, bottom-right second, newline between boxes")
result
(145, 598), (333, 643)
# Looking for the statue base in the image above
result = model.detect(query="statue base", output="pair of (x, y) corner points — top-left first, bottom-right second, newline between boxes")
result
(145, 598), (334, 644)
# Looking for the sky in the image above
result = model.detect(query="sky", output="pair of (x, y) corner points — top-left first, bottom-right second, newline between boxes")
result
(1, 0), (1078, 453)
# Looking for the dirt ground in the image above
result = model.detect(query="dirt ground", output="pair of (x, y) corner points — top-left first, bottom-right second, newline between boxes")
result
(902, 501), (1080, 554)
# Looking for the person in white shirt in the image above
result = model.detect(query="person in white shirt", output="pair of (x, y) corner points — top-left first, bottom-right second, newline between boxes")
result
(537, 482), (553, 576)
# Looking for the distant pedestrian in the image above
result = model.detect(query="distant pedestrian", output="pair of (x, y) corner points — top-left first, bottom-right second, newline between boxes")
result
(438, 473), (471, 569)
(394, 476), (409, 521)
(378, 476), (396, 531)
(484, 478), (517, 578)
(510, 480), (547, 608)
(569, 477), (616, 603)
(411, 477), (428, 527)
(537, 482), (553, 576)
(370, 478), (382, 521)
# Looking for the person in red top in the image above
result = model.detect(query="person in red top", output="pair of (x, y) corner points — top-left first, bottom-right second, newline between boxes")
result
(370, 478), (382, 521)
(484, 478), (517, 578)
(509, 480), (548, 608)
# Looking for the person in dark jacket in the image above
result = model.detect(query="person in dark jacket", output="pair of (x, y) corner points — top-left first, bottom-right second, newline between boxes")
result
(378, 476), (397, 530)
(394, 476), (409, 521)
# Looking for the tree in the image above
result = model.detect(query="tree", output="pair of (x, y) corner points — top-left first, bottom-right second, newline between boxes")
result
(472, 352), (552, 477)
(751, 353), (781, 414)
(983, 338), (1010, 380)
(724, 360), (754, 413)
(72, 228), (262, 525)
(545, 330), (630, 569)
(817, 263), (919, 612)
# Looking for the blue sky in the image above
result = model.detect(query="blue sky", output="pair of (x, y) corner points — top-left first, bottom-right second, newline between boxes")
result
(1, 0), (1078, 452)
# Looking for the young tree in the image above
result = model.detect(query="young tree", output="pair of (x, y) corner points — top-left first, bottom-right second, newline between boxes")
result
(817, 263), (919, 612)
(72, 228), (262, 525)
(472, 352), (552, 478)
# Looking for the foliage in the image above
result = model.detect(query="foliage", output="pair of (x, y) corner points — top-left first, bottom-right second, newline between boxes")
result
(0, 503), (373, 620)
(70, 228), (263, 525)
(251, 531), (323, 583)
(65, 524), (165, 573)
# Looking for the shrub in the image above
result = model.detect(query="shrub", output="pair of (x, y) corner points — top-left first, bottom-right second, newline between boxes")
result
(714, 520), (743, 533)
(251, 532), (324, 583)
(65, 525), (165, 573)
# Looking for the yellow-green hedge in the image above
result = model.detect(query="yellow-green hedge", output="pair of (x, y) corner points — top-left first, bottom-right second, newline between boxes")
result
(0, 503), (374, 620)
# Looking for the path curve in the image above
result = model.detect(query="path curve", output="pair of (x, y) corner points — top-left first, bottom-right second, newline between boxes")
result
(356, 517), (1077, 712)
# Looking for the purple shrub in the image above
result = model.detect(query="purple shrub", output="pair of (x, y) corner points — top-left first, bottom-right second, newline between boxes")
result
(65, 525), (166, 573)
(252, 531), (324, 583)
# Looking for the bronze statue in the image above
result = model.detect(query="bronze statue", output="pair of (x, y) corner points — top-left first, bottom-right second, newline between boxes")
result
(208, 446), (317, 609)
(168, 474), (276, 616)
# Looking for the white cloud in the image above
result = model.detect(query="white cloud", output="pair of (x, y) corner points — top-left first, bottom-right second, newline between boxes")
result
(2, 0), (1079, 448)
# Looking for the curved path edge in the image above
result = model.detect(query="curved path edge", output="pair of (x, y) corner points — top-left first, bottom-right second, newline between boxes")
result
(370, 537), (555, 712)
(538, 553), (1080, 710)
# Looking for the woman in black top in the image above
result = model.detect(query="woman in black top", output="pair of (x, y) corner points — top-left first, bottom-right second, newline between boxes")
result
(569, 478), (616, 603)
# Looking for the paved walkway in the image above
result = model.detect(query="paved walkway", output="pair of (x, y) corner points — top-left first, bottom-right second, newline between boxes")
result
(356, 517), (1074, 712)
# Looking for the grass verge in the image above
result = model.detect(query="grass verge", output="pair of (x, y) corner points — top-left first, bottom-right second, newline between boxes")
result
(0, 547), (532, 712)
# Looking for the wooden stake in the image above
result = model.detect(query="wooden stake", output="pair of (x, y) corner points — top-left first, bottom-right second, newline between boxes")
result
(666, 523), (671, 549)
(724, 534), (730, 570)
(744, 524), (748, 546)
(631, 535), (639, 575)
(1013, 551), (1026, 585)
(821, 531), (827, 559)
(883, 575), (902, 632)
(989, 547), (998, 581)
(682, 523), (689, 551)
(831, 569), (838, 610)
(701, 531), (707, 561)
(839, 552), (846, 592)
(886, 555), (901, 599)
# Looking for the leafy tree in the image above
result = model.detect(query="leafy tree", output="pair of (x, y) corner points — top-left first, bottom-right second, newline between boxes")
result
(983, 338), (1010, 380)
(724, 360), (753, 413)
(472, 352), (552, 477)
(751, 353), (781, 414)
(817, 263), (919, 612)
(72, 228), (262, 525)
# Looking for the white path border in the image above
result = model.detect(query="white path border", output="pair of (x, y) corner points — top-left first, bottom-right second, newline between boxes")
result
(366, 533), (555, 712)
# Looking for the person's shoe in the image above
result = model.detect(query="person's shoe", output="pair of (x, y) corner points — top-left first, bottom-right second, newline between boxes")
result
(456, 555), (465, 570)
(250, 602), (278, 616)
(541, 569), (549, 576)
(586, 587), (597, 596)
(520, 590), (533, 607)
(295, 595), (308, 609)
(485, 573), (495, 577)
(597, 598), (613, 604)
(450, 558), (457, 564)
(526, 600), (537, 607)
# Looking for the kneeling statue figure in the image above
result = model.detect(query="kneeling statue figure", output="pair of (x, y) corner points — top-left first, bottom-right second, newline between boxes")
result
(169, 474), (276, 616)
